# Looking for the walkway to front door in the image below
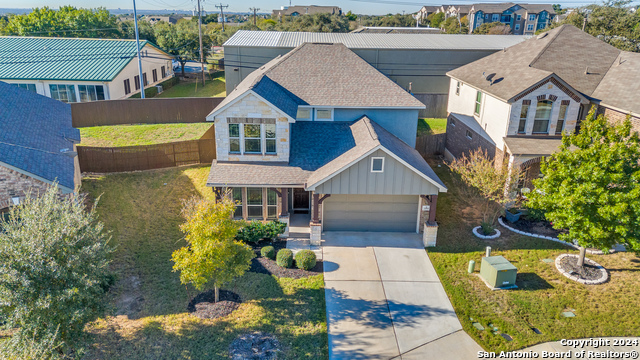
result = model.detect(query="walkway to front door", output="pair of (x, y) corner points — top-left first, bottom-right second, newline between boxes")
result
(322, 232), (482, 359)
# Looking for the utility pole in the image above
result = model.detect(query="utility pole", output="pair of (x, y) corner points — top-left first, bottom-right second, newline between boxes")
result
(197, 0), (205, 86)
(250, 7), (260, 26)
(215, 3), (229, 32)
(132, 0), (145, 98)
(582, 16), (587, 31)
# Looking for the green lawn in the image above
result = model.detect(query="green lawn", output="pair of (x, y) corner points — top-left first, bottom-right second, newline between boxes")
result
(79, 166), (327, 359)
(426, 159), (640, 352)
(417, 118), (447, 136)
(79, 123), (213, 147)
(156, 73), (226, 98)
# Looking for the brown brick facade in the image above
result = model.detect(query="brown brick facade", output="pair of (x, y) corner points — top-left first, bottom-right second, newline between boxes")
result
(445, 114), (506, 168)
(0, 165), (56, 210)
(598, 105), (640, 134)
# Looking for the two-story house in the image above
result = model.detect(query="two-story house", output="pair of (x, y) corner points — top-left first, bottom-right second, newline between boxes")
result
(205, 43), (447, 246)
(444, 25), (640, 184)
(467, 3), (555, 35)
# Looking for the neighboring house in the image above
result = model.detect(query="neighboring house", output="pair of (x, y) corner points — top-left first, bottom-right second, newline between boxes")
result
(0, 81), (81, 210)
(206, 43), (447, 245)
(444, 25), (640, 185)
(0, 37), (174, 103)
(444, 5), (472, 19)
(272, 5), (341, 17)
(350, 26), (442, 34)
(416, 5), (442, 23)
(223, 30), (527, 118)
(467, 2), (555, 35)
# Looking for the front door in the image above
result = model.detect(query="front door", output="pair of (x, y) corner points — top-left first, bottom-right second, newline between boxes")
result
(293, 188), (310, 213)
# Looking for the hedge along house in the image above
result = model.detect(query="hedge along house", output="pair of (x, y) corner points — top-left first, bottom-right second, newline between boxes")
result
(444, 25), (640, 186)
(222, 30), (528, 118)
(0, 81), (81, 210)
(206, 43), (447, 246)
(0, 36), (174, 103)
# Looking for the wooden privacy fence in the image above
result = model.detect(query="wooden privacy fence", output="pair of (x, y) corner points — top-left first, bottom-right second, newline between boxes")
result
(77, 127), (216, 173)
(71, 97), (225, 128)
(415, 133), (447, 156)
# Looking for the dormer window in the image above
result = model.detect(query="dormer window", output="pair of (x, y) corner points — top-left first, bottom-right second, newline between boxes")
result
(371, 157), (385, 173)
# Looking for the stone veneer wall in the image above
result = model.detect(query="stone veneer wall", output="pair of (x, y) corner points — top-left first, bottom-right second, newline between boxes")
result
(0, 165), (54, 210)
(214, 93), (291, 162)
(444, 114), (505, 168)
(598, 105), (640, 134)
(418, 196), (431, 233)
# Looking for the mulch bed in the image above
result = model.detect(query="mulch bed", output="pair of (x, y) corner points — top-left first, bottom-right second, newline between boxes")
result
(249, 240), (323, 279)
(507, 216), (566, 238)
(558, 255), (605, 281)
(187, 289), (242, 320)
(229, 332), (281, 360)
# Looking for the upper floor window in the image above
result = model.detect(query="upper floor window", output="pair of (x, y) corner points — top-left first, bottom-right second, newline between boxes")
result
(49, 84), (77, 103)
(78, 85), (105, 102)
(518, 100), (530, 134)
(15, 83), (37, 93)
(474, 91), (482, 115)
(228, 122), (277, 155)
(134, 75), (141, 90)
(161, 66), (166, 78)
(456, 81), (461, 95)
(556, 101), (569, 135)
(143, 73), (148, 86)
(516, 14), (521, 21)
(527, 24), (534, 31)
(297, 108), (311, 120)
(533, 100), (553, 134)
(492, 14), (499, 21)
(371, 157), (385, 173)
(528, 14), (536, 21)
(124, 79), (131, 95)
(152, 69), (158, 83)
(515, 24), (520, 30)
(315, 108), (333, 121)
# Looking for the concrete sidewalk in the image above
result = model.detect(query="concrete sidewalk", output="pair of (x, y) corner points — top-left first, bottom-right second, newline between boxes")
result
(322, 232), (483, 360)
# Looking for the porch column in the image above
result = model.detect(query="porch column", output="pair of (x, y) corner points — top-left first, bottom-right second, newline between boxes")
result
(280, 188), (288, 216)
(312, 193), (320, 223)
(241, 187), (247, 220)
(428, 195), (438, 224)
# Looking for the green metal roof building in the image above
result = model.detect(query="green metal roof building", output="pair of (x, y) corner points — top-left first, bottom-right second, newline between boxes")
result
(0, 36), (174, 102)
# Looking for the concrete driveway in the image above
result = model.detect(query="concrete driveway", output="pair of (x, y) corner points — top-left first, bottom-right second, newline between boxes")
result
(322, 232), (482, 360)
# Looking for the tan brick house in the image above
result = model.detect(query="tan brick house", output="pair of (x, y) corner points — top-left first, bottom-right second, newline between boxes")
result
(0, 81), (81, 210)
(444, 25), (640, 184)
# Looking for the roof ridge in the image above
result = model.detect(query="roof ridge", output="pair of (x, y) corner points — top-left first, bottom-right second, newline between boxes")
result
(528, 25), (566, 68)
(361, 117), (379, 143)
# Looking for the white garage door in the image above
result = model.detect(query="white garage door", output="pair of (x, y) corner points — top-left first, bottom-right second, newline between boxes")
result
(323, 194), (419, 232)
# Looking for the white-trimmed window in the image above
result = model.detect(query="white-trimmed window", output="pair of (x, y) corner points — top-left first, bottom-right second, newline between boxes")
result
(492, 14), (499, 21)
(267, 189), (278, 219)
(556, 101), (569, 135)
(533, 100), (553, 134)
(15, 83), (37, 93)
(296, 107), (311, 120)
(371, 157), (385, 173)
(78, 85), (105, 102)
(527, 24), (534, 31)
(229, 123), (241, 153)
(515, 24), (520, 30)
(232, 188), (243, 218)
(228, 122), (277, 155)
(518, 101), (530, 134)
(455, 81), (461, 95)
(528, 14), (536, 21)
(516, 14), (521, 21)
(474, 91), (482, 115)
(49, 84), (77, 103)
(247, 188), (263, 219)
(315, 108), (333, 121)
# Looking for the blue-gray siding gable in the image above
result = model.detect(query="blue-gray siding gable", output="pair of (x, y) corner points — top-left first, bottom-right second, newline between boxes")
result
(333, 108), (419, 147)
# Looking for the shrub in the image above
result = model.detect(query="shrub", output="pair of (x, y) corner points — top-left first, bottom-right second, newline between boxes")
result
(261, 245), (276, 259)
(236, 220), (286, 244)
(526, 207), (547, 222)
(295, 250), (316, 270)
(276, 249), (293, 268)
(480, 221), (495, 235)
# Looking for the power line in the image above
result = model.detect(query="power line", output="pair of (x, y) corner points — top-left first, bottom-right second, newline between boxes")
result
(215, 3), (229, 31)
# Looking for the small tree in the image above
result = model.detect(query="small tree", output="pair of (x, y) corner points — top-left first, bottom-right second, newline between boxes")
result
(449, 148), (520, 232)
(0, 186), (113, 354)
(528, 109), (640, 266)
(172, 196), (254, 303)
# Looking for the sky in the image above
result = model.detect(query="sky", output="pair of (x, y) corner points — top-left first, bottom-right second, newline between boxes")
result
(0, 0), (638, 16)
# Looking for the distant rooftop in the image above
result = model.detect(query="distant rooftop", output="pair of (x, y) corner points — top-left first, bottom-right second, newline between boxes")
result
(224, 30), (529, 50)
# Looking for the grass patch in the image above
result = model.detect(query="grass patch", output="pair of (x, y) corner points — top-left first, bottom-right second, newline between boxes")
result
(79, 166), (327, 359)
(426, 158), (640, 352)
(417, 118), (447, 136)
(79, 123), (213, 147)
(156, 73), (226, 98)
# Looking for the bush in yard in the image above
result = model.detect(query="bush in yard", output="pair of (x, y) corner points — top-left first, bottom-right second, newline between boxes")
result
(236, 220), (287, 244)
(295, 250), (317, 270)
(261, 245), (276, 260)
(264, 220), (287, 239)
(0, 186), (113, 355)
(172, 196), (254, 303)
(276, 249), (293, 268)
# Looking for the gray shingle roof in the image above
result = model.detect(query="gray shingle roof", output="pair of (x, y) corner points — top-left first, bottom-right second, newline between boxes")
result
(590, 51), (640, 116)
(209, 42), (425, 119)
(471, 3), (517, 13)
(0, 81), (79, 191)
(447, 25), (621, 102)
(520, 4), (556, 14)
(503, 136), (563, 156)
(206, 117), (446, 192)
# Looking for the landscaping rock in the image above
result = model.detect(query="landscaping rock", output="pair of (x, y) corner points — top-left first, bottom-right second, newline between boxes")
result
(229, 332), (281, 360)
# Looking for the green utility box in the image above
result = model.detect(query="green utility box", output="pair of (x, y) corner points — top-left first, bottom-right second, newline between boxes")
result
(480, 256), (517, 289)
